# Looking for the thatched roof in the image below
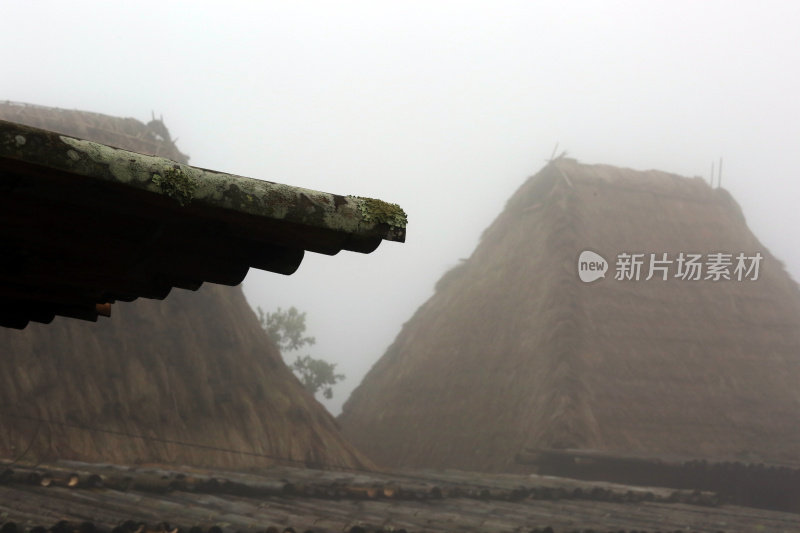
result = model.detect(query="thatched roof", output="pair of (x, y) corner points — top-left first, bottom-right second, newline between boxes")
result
(339, 158), (800, 472)
(0, 101), (405, 328)
(0, 283), (369, 469)
(0, 102), (371, 469)
(0, 101), (190, 162)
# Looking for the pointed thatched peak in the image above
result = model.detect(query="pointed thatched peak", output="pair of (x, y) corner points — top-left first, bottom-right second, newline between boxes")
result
(0, 102), (371, 469)
(339, 158), (800, 472)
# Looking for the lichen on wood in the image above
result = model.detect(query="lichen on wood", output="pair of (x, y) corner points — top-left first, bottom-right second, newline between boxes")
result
(351, 196), (408, 229)
(1, 120), (406, 245)
(152, 166), (198, 206)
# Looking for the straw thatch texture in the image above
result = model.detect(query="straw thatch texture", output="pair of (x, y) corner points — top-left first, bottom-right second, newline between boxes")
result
(0, 101), (189, 163)
(0, 102), (370, 469)
(339, 158), (800, 472)
(0, 284), (368, 468)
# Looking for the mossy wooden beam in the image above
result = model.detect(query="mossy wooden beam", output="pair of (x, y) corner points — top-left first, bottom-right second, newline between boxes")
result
(0, 120), (406, 243)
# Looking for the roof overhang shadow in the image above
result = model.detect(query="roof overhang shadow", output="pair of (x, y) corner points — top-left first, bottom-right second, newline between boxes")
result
(0, 120), (406, 328)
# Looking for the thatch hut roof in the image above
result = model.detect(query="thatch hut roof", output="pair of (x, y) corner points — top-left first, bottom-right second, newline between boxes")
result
(339, 158), (800, 472)
(0, 101), (190, 162)
(0, 102), (371, 469)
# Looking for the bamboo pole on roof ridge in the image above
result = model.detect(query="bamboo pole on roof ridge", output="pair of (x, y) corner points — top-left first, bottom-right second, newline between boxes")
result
(710, 161), (715, 187)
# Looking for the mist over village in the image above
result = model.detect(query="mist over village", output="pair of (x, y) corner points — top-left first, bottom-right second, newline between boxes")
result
(2, 2), (800, 532)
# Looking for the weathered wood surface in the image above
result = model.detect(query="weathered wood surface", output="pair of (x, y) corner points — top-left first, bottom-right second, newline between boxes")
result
(0, 460), (798, 532)
(518, 448), (800, 512)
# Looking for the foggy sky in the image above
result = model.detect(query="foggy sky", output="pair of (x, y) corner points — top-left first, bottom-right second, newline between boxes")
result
(4, 1), (800, 413)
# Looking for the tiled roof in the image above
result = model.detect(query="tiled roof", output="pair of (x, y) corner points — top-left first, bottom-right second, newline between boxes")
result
(1, 460), (799, 532)
(0, 120), (406, 328)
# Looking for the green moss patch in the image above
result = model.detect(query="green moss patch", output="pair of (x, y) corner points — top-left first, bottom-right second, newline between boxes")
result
(354, 196), (408, 228)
